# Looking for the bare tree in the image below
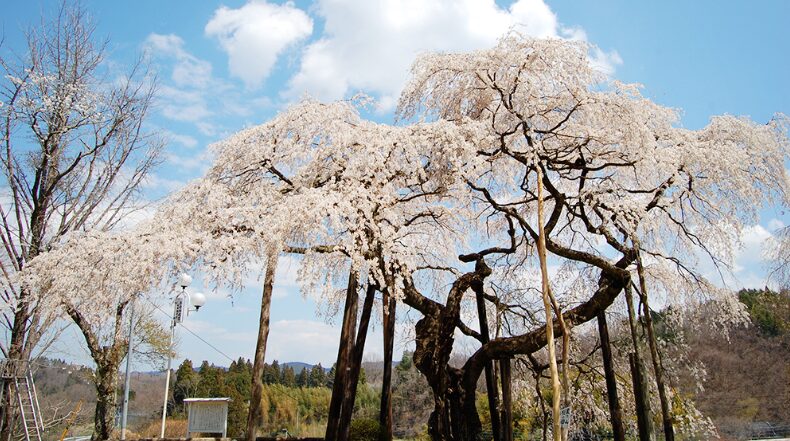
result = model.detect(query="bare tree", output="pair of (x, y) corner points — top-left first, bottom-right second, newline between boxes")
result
(768, 226), (790, 289)
(0, 3), (161, 439)
(65, 296), (170, 441)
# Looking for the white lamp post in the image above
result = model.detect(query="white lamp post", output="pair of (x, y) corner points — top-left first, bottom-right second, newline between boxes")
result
(160, 273), (206, 439)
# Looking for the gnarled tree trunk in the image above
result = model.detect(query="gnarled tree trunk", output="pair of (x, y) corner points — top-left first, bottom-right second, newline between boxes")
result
(93, 360), (121, 441)
(67, 303), (128, 441)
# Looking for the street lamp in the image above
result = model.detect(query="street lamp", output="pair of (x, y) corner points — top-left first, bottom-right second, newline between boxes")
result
(160, 273), (206, 438)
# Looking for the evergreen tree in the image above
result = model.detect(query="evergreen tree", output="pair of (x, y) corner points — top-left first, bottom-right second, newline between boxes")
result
(309, 364), (325, 387)
(271, 360), (281, 384)
(327, 363), (336, 388)
(172, 359), (198, 415)
(263, 361), (281, 385)
(226, 358), (253, 400)
(281, 365), (296, 387)
(296, 368), (309, 387)
(196, 361), (224, 397)
(358, 366), (367, 386)
(397, 351), (413, 372)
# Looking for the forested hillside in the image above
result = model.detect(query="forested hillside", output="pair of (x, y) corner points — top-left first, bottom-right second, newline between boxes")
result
(31, 289), (789, 440)
(682, 289), (790, 439)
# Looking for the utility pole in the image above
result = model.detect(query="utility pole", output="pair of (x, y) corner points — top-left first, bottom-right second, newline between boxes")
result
(120, 300), (135, 440)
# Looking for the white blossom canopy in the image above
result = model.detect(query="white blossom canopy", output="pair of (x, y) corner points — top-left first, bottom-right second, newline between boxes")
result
(23, 36), (789, 341)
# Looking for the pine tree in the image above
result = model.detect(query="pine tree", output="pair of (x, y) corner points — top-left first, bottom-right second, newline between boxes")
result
(358, 367), (366, 386)
(271, 360), (281, 385)
(296, 368), (309, 387)
(172, 359), (198, 415)
(327, 363), (337, 388)
(281, 366), (296, 387)
(196, 362), (224, 397)
(309, 364), (325, 387)
(263, 362), (275, 384)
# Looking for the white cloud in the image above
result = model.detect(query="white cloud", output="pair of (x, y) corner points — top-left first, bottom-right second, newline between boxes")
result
(589, 47), (623, 77)
(144, 33), (266, 136)
(164, 148), (216, 174)
(140, 172), (187, 193)
(144, 34), (213, 88)
(508, 0), (558, 37)
(285, 0), (612, 111)
(266, 319), (340, 363)
(205, 0), (313, 88)
(162, 130), (198, 149)
(767, 218), (786, 232)
(182, 318), (258, 346)
(723, 224), (777, 289)
(155, 84), (212, 125)
(145, 34), (217, 132)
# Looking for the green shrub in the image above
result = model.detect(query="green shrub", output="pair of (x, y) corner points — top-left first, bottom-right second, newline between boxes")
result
(349, 417), (382, 441)
(739, 288), (790, 336)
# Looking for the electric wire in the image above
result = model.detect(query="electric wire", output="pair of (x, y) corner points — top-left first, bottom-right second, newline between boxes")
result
(143, 297), (306, 405)
(143, 297), (235, 363)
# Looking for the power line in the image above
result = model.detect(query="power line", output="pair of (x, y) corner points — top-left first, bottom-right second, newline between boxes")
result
(144, 297), (235, 363)
(143, 297), (308, 405)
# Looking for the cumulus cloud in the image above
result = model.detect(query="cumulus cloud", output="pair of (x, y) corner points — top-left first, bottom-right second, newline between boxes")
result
(285, 0), (617, 111)
(144, 33), (269, 136)
(719, 224), (778, 289)
(265, 319), (340, 363)
(162, 131), (198, 149)
(144, 34), (218, 134)
(241, 255), (302, 299)
(205, 0), (313, 88)
(589, 47), (623, 76)
(144, 34), (213, 88)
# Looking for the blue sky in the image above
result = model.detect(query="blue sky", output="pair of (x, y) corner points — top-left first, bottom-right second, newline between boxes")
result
(3, 0), (788, 369)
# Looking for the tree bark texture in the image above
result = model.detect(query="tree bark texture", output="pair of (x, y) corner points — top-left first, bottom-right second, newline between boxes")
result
(625, 285), (653, 441)
(597, 312), (625, 441)
(338, 283), (376, 441)
(499, 358), (513, 441)
(474, 285), (501, 441)
(536, 168), (562, 441)
(247, 252), (279, 441)
(92, 363), (120, 441)
(325, 271), (358, 441)
(63, 301), (128, 441)
(636, 254), (674, 441)
(379, 288), (396, 441)
(629, 354), (653, 441)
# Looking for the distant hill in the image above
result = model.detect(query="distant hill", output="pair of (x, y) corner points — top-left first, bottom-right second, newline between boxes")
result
(680, 289), (790, 440)
(282, 361), (314, 373)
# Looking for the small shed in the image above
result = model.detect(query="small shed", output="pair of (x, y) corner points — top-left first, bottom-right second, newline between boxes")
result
(184, 398), (231, 438)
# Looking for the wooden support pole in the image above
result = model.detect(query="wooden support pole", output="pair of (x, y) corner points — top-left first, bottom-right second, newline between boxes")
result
(474, 286), (501, 441)
(338, 283), (377, 440)
(536, 166), (562, 441)
(379, 289), (396, 441)
(635, 251), (674, 441)
(325, 271), (359, 441)
(597, 311), (625, 441)
(499, 358), (513, 441)
(625, 284), (653, 441)
(246, 252), (279, 441)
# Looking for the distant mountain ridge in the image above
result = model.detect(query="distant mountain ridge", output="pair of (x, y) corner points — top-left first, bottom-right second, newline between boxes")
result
(281, 361), (314, 373)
